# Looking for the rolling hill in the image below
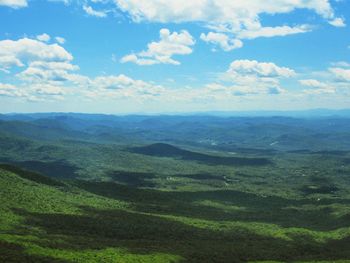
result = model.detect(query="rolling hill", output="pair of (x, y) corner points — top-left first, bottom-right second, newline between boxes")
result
(130, 143), (272, 166)
(1, 114), (350, 262)
(2, 165), (350, 262)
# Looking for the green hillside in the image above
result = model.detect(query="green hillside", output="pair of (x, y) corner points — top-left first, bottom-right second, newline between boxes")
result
(1, 115), (350, 262)
(2, 165), (350, 262)
(129, 143), (272, 166)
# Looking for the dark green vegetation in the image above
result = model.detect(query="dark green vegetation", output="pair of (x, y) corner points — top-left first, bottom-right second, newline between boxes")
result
(129, 143), (271, 166)
(1, 113), (350, 262)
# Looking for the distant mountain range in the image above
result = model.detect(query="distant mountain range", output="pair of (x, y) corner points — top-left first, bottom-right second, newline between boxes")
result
(1, 108), (350, 119)
(195, 109), (350, 117)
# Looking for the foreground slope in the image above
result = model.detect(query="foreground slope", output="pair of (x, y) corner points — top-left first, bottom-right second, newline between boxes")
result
(2, 165), (350, 262)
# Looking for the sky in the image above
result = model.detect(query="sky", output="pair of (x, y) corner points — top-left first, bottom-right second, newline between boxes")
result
(0, 0), (349, 114)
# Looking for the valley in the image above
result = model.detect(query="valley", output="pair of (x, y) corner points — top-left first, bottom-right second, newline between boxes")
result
(1, 113), (350, 262)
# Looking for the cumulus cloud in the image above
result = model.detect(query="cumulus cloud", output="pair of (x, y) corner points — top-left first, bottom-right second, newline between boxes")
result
(3, 0), (344, 53)
(0, 0), (27, 8)
(95, 75), (163, 93)
(0, 56), (23, 72)
(200, 32), (242, 51)
(0, 31), (344, 106)
(198, 59), (295, 98)
(329, 67), (350, 82)
(0, 83), (21, 97)
(17, 61), (79, 82)
(83, 5), (107, 17)
(74, 74), (166, 101)
(114, 0), (342, 51)
(0, 81), (65, 101)
(115, 1), (337, 24)
(227, 60), (295, 78)
(31, 83), (66, 96)
(36, 33), (51, 42)
(299, 79), (328, 88)
(0, 36), (167, 102)
(120, 28), (195, 65)
(55, 36), (66, 44)
(0, 37), (78, 102)
(0, 37), (73, 72)
(329, 17), (346, 27)
(299, 79), (336, 94)
(201, 24), (312, 51)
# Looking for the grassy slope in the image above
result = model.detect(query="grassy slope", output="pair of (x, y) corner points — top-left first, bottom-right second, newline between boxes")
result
(1, 166), (350, 262)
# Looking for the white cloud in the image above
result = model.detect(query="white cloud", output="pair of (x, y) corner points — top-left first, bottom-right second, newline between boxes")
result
(0, 81), (66, 100)
(238, 25), (312, 39)
(329, 17), (346, 27)
(0, 36), (167, 102)
(329, 67), (350, 82)
(115, 0), (342, 51)
(2, 0), (343, 53)
(0, 56), (23, 72)
(299, 79), (336, 94)
(198, 59), (295, 98)
(0, 83), (20, 97)
(17, 61), (79, 82)
(331, 61), (350, 68)
(31, 83), (66, 96)
(0, 37), (79, 101)
(36, 33), (51, 42)
(200, 32), (242, 51)
(114, 1), (337, 24)
(83, 5), (107, 17)
(55, 36), (66, 44)
(93, 74), (164, 93)
(120, 28), (195, 65)
(299, 79), (328, 88)
(0, 37), (73, 72)
(75, 74), (166, 100)
(0, 0), (27, 8)
(120, 54), (157, 66)
(228, 60), (295, 78)
(76, 68), (289, 102)
(201, 25), (312, 51)
(0, 29), (345, 107)
(204, 83), (285, 97)
(93, 75), (134, 89)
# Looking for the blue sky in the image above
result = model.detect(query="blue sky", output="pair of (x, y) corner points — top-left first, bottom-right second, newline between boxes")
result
(0, 0), (349, 113)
